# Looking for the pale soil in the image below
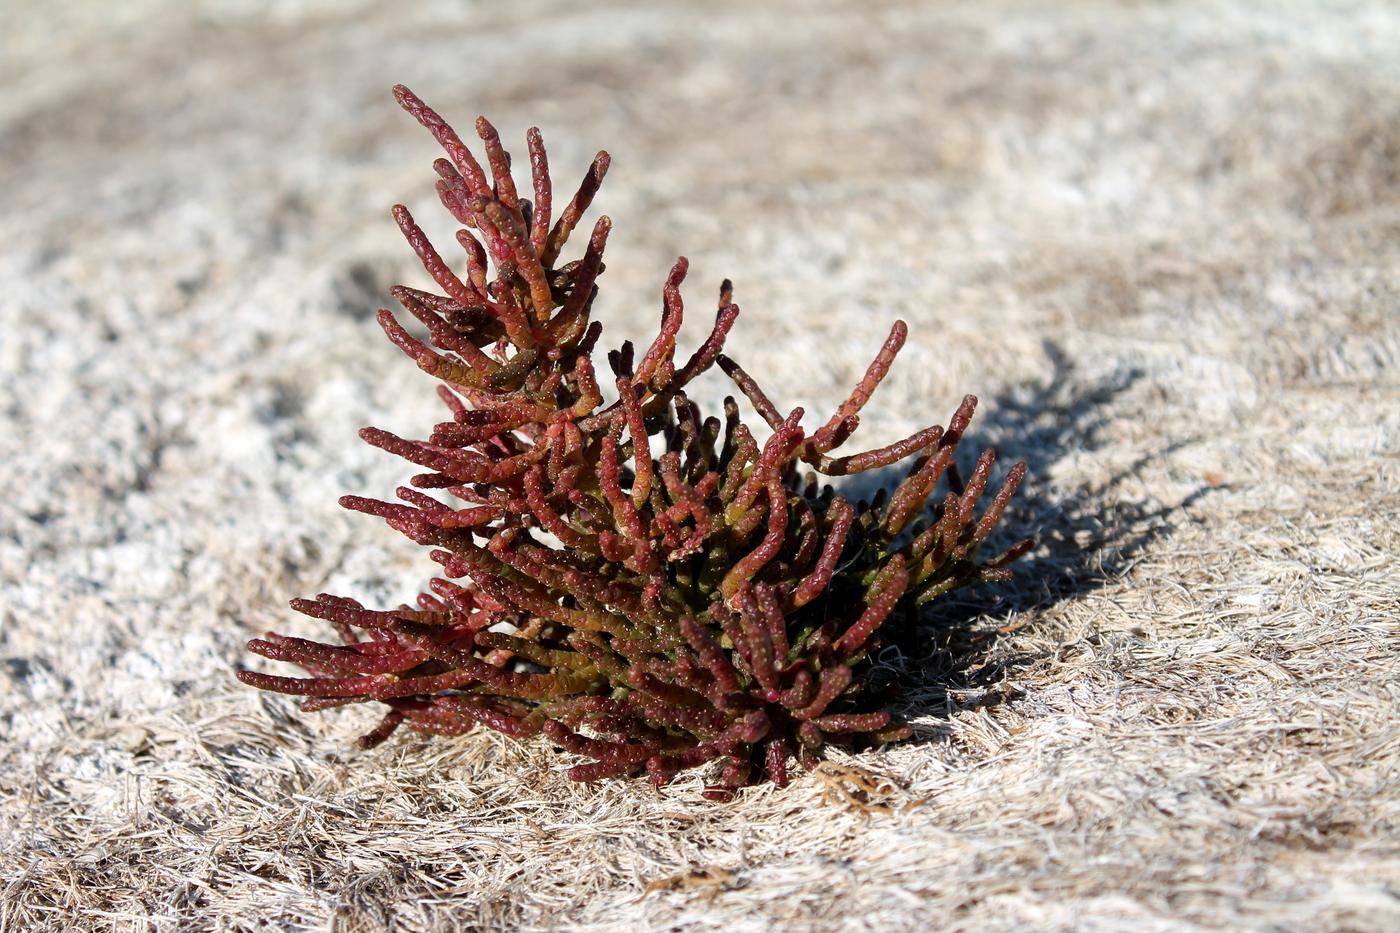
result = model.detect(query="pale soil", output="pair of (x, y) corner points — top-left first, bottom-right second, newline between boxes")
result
(1, 1), (1397, 930)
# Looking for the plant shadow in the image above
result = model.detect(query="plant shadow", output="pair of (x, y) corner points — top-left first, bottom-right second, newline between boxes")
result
(836, 341), (1213, 746)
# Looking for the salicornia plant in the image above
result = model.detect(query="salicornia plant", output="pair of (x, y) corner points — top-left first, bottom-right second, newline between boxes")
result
(239, 86), (1032, 799)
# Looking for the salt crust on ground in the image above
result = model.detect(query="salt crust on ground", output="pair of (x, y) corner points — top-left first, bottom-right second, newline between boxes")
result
(1, 1), (1397, 929)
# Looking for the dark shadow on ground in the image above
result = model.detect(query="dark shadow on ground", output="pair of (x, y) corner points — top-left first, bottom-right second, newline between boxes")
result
(838, 342), (1214, 744)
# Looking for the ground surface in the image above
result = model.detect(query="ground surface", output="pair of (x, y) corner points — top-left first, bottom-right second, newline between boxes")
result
(2, 1), (1397, 930)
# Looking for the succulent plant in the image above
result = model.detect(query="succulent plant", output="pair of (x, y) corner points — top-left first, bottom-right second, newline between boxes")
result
(238, 85), (1032, 799)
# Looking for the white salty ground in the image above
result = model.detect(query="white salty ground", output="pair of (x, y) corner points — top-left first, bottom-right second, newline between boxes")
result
(1, 1), (1397, 930)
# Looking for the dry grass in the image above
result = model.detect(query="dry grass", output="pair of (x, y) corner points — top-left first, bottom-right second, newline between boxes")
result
(2, 1), (1397, 929)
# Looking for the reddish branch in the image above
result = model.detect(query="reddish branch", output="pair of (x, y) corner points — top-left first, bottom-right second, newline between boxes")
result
(238, 86), (1032, 798)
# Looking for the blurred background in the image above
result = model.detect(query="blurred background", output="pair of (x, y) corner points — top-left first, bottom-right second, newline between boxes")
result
(2, 1), (1397, 928)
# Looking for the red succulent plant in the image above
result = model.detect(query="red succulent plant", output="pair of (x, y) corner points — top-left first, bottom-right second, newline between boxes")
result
(238, 85), (1032, 798)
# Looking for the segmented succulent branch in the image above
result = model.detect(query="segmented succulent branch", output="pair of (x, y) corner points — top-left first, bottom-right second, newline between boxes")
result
(238, 86), (1032, 799)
